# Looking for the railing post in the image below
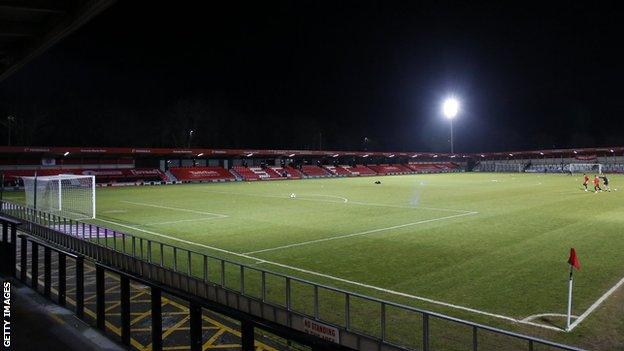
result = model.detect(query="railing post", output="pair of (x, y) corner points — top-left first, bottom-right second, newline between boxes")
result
(203, 255), (208, 282)
(31, 241), (38, 290)
(286, 278), (291, 309)
(1, 222), (7, 275)
(189, 301), (202, 351)
(240, 266), (245, 293)
(380, 302), (386, 341)
(173, 247), (177, 271)
(58, 253), (66, 306)
(96, 265), (105, 330)
(314, 285), (319, 319)
(43, 247), (51, 298)
(241, 319), (254, 351)
(120, 275), (131, 346)
(76, 256), (84, 319)
(528, 340), (534, 351)
(20, 235), (27, 282)
(473, 325), (478, 351)
(423, 313), (430, 351)
(261, 271), (266, 301)
(9, 223), (17, 277)
(345, 294), (350, 329)
(220, 260), (225, 287)
(151, 286), (162, 351)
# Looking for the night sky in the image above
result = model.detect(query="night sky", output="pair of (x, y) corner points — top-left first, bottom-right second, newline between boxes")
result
(0, 1), (622, 153)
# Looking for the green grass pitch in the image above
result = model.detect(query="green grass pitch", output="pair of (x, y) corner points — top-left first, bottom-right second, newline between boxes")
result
(7, 172), (624, 348)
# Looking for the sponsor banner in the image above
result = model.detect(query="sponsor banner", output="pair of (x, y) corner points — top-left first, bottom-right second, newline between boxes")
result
(302, 317), (339, 343)
(575, 155), (597, 161)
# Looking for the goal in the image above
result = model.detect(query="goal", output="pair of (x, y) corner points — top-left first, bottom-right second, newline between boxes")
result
(494, 163), (523, 173)
(22, 175), (95, 219)
(567, 163), (603, 174)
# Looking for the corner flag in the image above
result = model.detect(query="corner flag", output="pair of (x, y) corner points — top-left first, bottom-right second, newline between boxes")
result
(568, 248), (581, 270)
(566, 248), (581, 331)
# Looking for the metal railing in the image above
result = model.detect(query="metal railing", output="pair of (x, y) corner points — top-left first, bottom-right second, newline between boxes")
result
(1, 201), (585, 351)
(1, 221), (351, 351)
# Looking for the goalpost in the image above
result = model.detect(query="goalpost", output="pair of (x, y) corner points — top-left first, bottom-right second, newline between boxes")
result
(494, 163), (523, 173)
(567, 163), (603, 174)
(22, 174), (96, 219)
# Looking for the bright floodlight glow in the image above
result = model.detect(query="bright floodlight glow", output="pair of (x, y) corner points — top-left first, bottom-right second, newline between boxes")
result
(442, 97), (459, 119)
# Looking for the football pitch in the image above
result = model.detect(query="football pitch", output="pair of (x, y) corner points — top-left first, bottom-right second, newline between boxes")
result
(8, 172), (624, 348)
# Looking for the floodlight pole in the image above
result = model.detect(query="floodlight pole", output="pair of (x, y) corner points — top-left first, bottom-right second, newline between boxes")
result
(450, 118), (454, 154)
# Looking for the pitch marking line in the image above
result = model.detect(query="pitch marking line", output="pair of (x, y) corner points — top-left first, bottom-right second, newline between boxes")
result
(243, 211), (478, 255)
(142, 217), (225, 226)
(567, 274), (624, 331)
(199, 189), (475, 214)
(93, 217), (560, 332)
(121, 200), (228, 218)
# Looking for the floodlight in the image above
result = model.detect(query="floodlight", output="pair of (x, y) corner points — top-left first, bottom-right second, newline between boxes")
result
(442, 98), (459, 119)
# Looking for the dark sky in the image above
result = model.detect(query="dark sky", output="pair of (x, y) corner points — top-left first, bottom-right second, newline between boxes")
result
(1, 1), (622, 153)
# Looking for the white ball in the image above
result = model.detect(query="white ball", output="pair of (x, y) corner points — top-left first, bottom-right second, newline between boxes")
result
(290, 193), (296, 198)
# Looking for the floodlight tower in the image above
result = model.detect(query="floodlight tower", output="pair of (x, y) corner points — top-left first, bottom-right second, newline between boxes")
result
(442, 97), (459, 154)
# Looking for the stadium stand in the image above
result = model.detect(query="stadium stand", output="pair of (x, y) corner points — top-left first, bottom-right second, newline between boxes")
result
(323, 165), (352, 176)
(232, 166), (284, 180)
(231, 166), (260, 181)
(281, 166), (303, 179)
(342, 165), (377, 176)
(300, 165), (331, 177)
(367, 164), (412, 175)
(1, 168), (166, 184)
(169, 166), (235, 182)
(407, 163), (458, 173)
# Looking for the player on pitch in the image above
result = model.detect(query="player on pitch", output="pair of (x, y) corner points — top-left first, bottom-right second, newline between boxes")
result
(582, 173), (590, 191)
(600, 175), (611, 192)
(593, 175), (602, 193)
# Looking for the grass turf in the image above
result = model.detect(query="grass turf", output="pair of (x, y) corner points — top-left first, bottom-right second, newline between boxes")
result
(5, 172), (624, 349)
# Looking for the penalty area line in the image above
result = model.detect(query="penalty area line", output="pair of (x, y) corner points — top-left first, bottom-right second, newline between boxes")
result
(244, 211), (478, 255)
(93, 217), (559, 332)
(120, 200), (228, 218)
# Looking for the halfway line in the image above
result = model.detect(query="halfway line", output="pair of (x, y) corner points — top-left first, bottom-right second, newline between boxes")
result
(244, 211), (478, 255)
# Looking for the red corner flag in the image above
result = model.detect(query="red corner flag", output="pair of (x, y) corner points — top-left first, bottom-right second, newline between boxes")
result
(568, 248), (581, 270)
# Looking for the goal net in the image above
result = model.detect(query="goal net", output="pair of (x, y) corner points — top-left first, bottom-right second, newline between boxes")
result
(22, 175), (95, 219)
(494, 163), (523, 172)
(568, 163), (603, 174)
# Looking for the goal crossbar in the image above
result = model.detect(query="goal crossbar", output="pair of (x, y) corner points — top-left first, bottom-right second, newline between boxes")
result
(22, 174), (96, 219)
